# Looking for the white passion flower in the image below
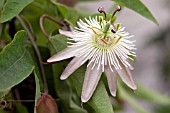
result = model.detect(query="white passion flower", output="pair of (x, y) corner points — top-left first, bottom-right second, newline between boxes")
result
(47, 6), (137, 103)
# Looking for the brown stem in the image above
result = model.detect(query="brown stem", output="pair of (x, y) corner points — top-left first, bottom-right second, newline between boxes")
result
(16, 15), (48, 92)
(40, 14), (64, 38)
(14, 88), (21, 100)
(7, 99), (60, 102)
(20, 15), (34, 34)
(8, 100), (35, 102)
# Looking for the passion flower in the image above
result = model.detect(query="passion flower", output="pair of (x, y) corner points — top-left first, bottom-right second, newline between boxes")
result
(47, 6), (137, 103)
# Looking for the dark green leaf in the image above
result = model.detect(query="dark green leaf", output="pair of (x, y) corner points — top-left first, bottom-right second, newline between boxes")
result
(71, 72), (114, 113)
(0, 30), (34, 91)
(27, 45), (44, 92)
(48, 34), (114, 113)
(0, 23), (11, 42)
(0, 0), (33, 23)
(50, 1), (79, 26)
(14, 103), (29, 113)
(112, 0), (158, 24)
(48, 35), (87, 113)
(154, 105), (170, 113)
(0, 90), (9, 99)
(0, 110), (8, 113)
(0, 0), (5, 11)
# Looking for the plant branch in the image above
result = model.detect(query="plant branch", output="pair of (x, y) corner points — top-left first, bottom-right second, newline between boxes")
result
(40, 14), (64, 38)
(16, 15), (48, 92)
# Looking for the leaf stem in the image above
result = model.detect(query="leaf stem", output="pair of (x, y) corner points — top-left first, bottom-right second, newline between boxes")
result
(40, 14), (64, 38)
(16, 15), (48, 92)
(1, 99), (60, 103)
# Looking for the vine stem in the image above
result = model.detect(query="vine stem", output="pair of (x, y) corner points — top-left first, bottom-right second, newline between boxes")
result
(40, 14), (64, 38)
(5, 99), (60, 102)
(16, 15), (48, 92)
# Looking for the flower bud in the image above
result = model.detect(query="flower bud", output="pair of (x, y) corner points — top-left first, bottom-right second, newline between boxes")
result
(104, 23), (111, 33)
(36, 93), (58, 113)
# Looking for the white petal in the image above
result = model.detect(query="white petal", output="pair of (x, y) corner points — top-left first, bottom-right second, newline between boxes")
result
(117, 62), (137, 90)
(60, 56), (87, 80)
(59, 29), (75, 38)
(105, 65), (117, 96)
(81, 62), (102, 103)
(47, 47), (79, 63)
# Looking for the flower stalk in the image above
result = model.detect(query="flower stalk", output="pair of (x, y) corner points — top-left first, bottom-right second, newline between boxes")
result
(16, 15), (48, 92)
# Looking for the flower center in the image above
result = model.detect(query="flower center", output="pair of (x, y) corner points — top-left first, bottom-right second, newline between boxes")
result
(92, 32), (116, 49)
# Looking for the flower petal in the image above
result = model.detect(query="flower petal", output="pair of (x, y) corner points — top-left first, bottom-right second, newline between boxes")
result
(81, 62), (102, 103)
(117, 62), (137, 90)
(59, 29), (75, 38)
(105, 65), (117, 96)
(60, 56), (87, 80)
(47, 47), (79, 63)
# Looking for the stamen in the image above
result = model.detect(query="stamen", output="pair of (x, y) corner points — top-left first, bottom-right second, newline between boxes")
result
(115, 36), (122, 44)
(87, 27), (98, 34)
(110, 5), (121, 22)
(98, 7), (107, 20)
(101, 38), (109, 45)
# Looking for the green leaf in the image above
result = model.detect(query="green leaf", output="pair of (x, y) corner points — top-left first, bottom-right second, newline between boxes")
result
(34, 72), (41, 113)
(135, 84), (170, 105)
(14, 103), (29, 113)
(0, 23), (12, 42)
(0, 0), (33, 23)
(71, 70), (114, 113)
(0, 30), (34, 91)
(27, 45), (44, 92)
(0, 110), (8, 113)
(112, 0), (158, 24)
(118, 82), (149, 113)
(71, 73), (114, 113)
(50, 1), (79, 26)
(0, 0), (5, 11)
(48, 35), (87, 113)
(0, 90), (9, 99)
(48, 34), (114, 113)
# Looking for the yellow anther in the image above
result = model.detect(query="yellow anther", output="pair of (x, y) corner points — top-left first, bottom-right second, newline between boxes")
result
(87, 27), (98, 34)
(101, 38), (109, 45)
(115, 36), (122, 44)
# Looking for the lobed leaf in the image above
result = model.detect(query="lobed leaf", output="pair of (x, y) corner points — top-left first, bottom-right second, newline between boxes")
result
(0, 0), (33, 23)
(0, 30), (34, 91)
(112, 0), (158, 24)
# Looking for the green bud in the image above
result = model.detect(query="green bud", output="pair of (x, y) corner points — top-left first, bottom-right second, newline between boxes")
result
(115, 23), (122, 31)
(103, 23), (110, 33)
(98, 16), (103, 25)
